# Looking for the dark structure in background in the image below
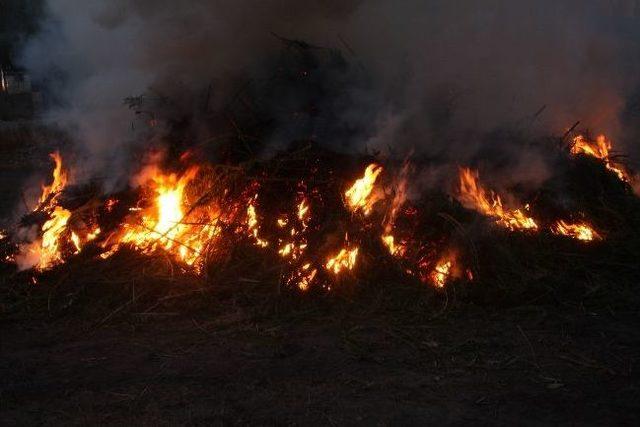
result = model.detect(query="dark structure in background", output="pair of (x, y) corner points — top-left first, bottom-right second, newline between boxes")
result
(0, 0), (44, 120)
(0, 66), (41, 119)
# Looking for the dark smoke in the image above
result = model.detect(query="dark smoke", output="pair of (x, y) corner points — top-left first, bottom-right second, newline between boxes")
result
(19, 0), (640, 189)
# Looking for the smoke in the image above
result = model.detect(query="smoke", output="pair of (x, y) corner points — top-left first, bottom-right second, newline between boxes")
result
(19, 0), (640, 188)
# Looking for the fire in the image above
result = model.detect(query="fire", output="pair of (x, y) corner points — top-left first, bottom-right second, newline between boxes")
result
(70, 227), (101, 254)
(39, 152), (67, 207)
(16, 152), (73, 270)
(247, 199), (269, 248)
(278, 238), (308, 260)
(325, 246), (359, 275)
(345, 163), (383, 215)
(37, 206), (72, 268)
(117, 167), (221, 266)
(287, 262), (318, 291)
(71, 232), (81, 253)
(552, 220), (601, 242)
(279, 195), (315, 288)
(458, 167), (538, 231)
(571, 135), (630, 182)
(297, 264), (317, 291)
(430, 259), (452, 288)
(278, 198), (310, 258)
(381, 234), (405, 257)
(10, 152), (478, 291)
(381, 162), (410, 257)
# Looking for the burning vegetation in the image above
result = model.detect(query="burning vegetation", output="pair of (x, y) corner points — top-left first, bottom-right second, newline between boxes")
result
(570, 134), (632, 183)
(7, 151), (464, 290)
(4, 26), (638, 302)
(457, 167), (538, 231)
(6, 126), (636, 295)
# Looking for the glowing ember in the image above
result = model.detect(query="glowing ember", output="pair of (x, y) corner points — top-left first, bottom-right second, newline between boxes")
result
(552, 220), (601, 242)
(345, 163), (383, 216)
(278, 242), (292, 257)
(458, 167), (538, 231)
(381, 162), (409, 257)
(325, 247), (359, 275)
(277, 194), (316, 288)
(288, 262), (318, 291)
(430, 259), (452, 288)
(278, 241), (307, 259)
(297, 198), (310, 221)
(247, 199), (269, 248)
(381, 234), (405, 257)
(571, 135), (631, 182)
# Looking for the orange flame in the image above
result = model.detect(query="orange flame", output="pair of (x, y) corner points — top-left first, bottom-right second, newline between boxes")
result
(458, 167), (538, 231)
(297, 198), (310, 222)
(16, 153), (74, 270)
(381, 234), (406, 257)
(571, 135), (630, 182)
(325, 247), (359, 275)
(116, 167), (221, 266)
(279, 196), (315, 288)
(38, 206), (72, 268)
(381, 162), (410, 257)
(345, 163), (383, 216)
(39, 152), (67, 207)
(287, 262), (318, 291)
(552, 220), (601, 242)
(430, 259), (452, 288)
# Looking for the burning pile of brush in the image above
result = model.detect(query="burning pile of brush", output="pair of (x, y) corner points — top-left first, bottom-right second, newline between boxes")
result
(1, 132), (637, 292)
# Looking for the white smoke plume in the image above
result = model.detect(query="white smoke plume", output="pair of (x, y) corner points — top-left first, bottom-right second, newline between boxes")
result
(20, 0), (640, 187)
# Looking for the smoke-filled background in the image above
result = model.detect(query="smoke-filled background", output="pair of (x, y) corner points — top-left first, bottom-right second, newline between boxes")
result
(16, 0), (640, 189)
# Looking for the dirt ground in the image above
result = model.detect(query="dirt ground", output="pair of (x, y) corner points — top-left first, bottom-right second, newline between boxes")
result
(1, 294), (639, 425)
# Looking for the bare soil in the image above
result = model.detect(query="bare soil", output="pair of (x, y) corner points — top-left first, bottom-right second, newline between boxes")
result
(1, 292), (639, 425)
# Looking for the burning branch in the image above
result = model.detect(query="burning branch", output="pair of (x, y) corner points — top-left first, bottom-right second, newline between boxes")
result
(457, 167), (538, 231)
(570, 134), (632, 184)
(552, 220), (601, 242)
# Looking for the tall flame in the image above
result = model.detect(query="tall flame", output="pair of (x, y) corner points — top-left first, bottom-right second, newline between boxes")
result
(117, 167), (221, 266)
(39, 152), (67, 207)
(458, 167), (538, 231)
(38, 206), (72, 268)
(345, 163), (383, 216)
(16, 152), (73, 271)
